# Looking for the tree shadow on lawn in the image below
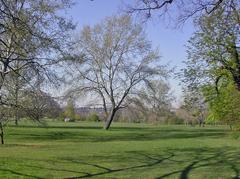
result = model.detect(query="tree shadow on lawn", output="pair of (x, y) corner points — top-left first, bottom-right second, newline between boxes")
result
(9, 123), (228, 132)
(0, 167), (44, 179)
(1, 147), (239, 178)
(9, 126), (227, 142)
(60, 147), (240, 178)
(8, 124), (103, 130)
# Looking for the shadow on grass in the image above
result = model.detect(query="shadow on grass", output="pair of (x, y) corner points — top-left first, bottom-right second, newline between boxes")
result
(0, 168), (43, 179)
(0, 147), (239, 178)
(156, 147), (240, 179)
(60, 147), (240, 179)
(8, 125), (227, 142)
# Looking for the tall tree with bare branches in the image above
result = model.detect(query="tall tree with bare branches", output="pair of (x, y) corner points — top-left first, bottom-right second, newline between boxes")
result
(127, 0), (238, 25)
(0, 0), (75, 104)
(68, 15), (167, 129)
(0, 0), (75, 144)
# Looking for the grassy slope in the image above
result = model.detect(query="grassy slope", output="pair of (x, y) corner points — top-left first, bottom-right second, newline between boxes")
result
(0, 122), (239, 179)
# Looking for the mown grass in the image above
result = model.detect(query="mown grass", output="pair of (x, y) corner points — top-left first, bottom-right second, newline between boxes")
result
(0, 121), (239, 178)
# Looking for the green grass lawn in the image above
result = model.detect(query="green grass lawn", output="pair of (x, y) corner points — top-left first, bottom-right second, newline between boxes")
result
(0, 121), (239, 179)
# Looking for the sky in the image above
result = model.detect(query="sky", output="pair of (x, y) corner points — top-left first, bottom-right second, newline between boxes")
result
(65, 0), (196, 107)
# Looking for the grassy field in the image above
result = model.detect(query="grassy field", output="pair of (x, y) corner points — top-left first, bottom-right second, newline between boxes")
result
(0, 121), (239, 179)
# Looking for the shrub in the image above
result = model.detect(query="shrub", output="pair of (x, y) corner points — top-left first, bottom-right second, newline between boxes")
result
(74, 114), (81, 121)
(87, 113), (100, 122)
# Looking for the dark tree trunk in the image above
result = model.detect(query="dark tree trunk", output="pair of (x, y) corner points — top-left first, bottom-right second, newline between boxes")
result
(232, 75), (240, 91)
(104, 108), (117, 130)
(231, 43), (240, 91)
(235, 79), (240, 91)
(14, 84), (19, 126)
(199, 121), (204, 127)
(15, 108), (19, 126)
(0, 122), (4, 144)
(99, 92), (108, 121)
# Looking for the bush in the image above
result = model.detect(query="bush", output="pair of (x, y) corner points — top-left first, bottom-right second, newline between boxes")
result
(87, 113), (100, 122)
(166, 116), (184, 124)
(74, 114), (81, 121)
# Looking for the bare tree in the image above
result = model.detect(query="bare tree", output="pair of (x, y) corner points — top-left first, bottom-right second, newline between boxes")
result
(67, 15), (167, 129)
(181, 89), (207, 127)
(134, 80), (173, 122)
(0, 0), (74, 144)
(0, 105), (11, 144)
(126, 0), (238, 25)
(21, 89), (61, 122)
(3, 61), (33, 125)
(0, 0), (75, 104)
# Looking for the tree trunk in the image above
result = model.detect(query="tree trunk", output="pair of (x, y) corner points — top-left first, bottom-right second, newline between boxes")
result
(199, 120), (204, 127)
(104, 108), (117, 130)
(15, 108), (19, 126)
(14, 84), (19, 126)
(0, 122), (4, 144)
(235, 79), (240, 91)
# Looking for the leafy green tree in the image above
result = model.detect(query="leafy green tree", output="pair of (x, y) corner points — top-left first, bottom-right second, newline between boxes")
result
(64, 99), (76, 120)
(87, 113), (100, 122)
(183, 5), (239, 91)
(203, 82), (240, 129)
(181, 3), (239, 128)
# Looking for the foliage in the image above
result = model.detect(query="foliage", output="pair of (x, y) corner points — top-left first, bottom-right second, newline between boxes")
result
(203, 82), (240, 130)
(182, 3), (239, 128)
(87, 113), (100, 122)
(74, 114), (82, 121)
(62, 99), (84, 122)
(183, 7), (240, 90)
(63, 99), (76, 120)
(165, 114), (185, 125)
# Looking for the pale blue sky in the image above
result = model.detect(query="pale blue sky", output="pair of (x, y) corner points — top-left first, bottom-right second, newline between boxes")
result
(66, 0), (196, 106)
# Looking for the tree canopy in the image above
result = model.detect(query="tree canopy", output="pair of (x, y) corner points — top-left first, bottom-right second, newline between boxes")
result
(66, 15), (168, 129)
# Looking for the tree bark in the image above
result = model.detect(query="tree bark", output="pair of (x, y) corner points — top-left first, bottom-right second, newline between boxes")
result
(0, 122), (4, 144)
(104, 108), (117, 130)
(15, 118), (18, 126)
(15, 107), (19, 126)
